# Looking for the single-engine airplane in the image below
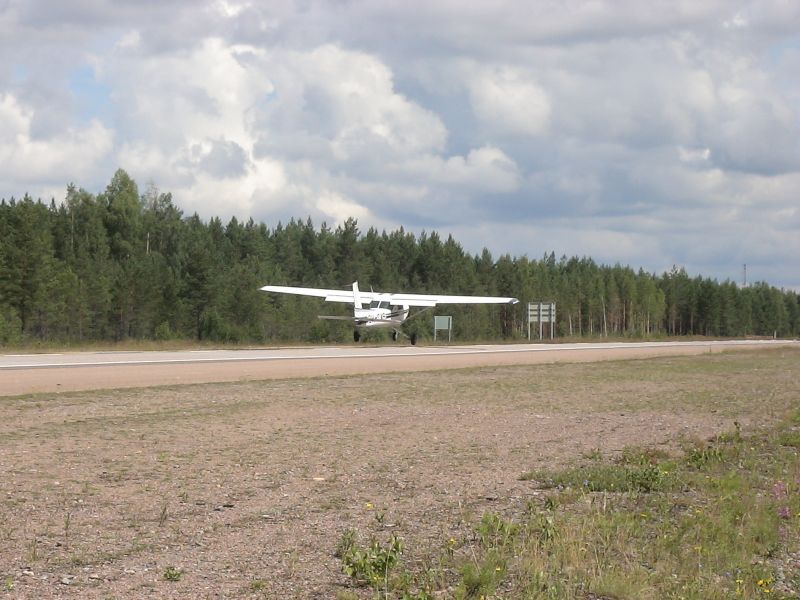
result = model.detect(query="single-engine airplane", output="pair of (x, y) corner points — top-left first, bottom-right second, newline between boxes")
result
(260, 282), (518, 344)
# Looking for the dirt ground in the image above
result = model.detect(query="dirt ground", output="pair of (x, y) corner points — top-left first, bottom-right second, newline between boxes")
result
(1, 347), (798, 598)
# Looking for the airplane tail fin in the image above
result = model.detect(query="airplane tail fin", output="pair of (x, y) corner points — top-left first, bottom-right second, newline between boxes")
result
(352, 281), (363, 308)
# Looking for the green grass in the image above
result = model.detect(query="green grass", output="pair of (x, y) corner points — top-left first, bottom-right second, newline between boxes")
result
(162, 566), (183, 582)
(347, 412), (800, 599)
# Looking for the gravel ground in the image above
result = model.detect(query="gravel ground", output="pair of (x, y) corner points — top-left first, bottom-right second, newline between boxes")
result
(1, 347), (798, 598)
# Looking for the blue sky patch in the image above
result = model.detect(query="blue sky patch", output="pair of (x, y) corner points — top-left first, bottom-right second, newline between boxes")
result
(68, 64), (112, 124)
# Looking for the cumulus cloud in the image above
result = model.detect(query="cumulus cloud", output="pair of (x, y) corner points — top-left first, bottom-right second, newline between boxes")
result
(250, 44), (448, 163)
(0, 93), (113, 189)
(1, 0), (799, 286)
(468, 66), (551, 137)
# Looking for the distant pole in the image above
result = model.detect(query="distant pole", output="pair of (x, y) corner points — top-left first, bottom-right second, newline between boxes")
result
(743, 264), (747, 288)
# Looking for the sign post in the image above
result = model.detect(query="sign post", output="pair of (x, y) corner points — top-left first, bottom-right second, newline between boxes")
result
(527, 302), (556, 340)
(433, 315), (453, 342)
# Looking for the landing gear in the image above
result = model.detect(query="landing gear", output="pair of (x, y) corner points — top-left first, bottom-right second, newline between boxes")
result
(410, 333), (418, 346)
(392, 330), (399, 342)
(353, 330), (361, 343)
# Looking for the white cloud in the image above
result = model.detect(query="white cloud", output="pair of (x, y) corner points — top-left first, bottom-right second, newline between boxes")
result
(316, 190), (372, 225)
(469, 66), (551, 137)
(1, 0), (799, 287)
(0, 93), (113, 187)
(678, 146), (711, 163)
(251, 44), (448, 163)
(403, 146), (521, 193)
(116, 29), (141, 49)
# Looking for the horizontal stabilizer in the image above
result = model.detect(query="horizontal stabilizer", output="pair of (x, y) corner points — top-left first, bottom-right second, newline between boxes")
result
(318, 315), (359, 321)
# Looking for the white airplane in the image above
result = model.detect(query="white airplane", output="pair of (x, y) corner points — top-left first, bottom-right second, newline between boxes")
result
(260, 281), (518, 344)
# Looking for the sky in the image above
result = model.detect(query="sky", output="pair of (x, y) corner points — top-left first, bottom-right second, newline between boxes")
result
(1, 1), (799, 289)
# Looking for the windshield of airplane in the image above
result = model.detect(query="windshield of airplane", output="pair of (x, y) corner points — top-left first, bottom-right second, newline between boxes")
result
(369, 300), (391, 309)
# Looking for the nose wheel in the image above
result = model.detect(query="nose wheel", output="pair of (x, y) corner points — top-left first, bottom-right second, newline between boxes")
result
(410, 333), (418, 345)
(392, 330), (399, 342)
(353, 330), (361, 343)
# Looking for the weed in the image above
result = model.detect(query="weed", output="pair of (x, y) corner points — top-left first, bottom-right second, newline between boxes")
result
(250, 579), (267, 591)
(618, 445), (670, 466)
(63, 511), (71, 542)
(582, 448), (603, 460)
(476, 513), (518, 550)
(776, 431), (800, 447)
(401, 591), (434, 600)
(715, 421), (743, 443)
(28, 537), (37, 562)
(455, 551), (504, 599)
(686, 444), (724, 469)
(429, 412), (800, 598)
(335, 528), (357, 559)
(163, 566), (183, 581)
(533, 513), (557, 545)
(529, 463), (670, 493)
(158, 503), (168, 527)
(340, 533), (403, 590)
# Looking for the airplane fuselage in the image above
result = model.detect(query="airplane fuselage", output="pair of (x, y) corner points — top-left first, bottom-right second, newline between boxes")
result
(354, 297), (410, 328)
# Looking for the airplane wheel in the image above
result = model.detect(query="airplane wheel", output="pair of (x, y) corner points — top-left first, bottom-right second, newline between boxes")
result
(410, 333), (418, 345)
(353, 330), (361, 343)
(392, 330), (399, 342)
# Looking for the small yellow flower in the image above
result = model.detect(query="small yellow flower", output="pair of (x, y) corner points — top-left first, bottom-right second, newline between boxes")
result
(365, 502), (374, 510)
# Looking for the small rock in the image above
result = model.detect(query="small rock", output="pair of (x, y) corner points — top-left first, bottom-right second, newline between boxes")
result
(22, 570), (34, 577)
(60, 576), (72, 585)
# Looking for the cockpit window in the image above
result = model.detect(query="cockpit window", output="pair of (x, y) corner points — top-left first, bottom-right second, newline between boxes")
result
(379, 301), (390, 309)
(369, 300), (380, 309)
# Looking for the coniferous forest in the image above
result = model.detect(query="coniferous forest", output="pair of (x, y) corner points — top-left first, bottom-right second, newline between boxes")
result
(1, 169), (798, 345)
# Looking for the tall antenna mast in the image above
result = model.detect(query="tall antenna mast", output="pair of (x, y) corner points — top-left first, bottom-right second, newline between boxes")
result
(743, 263), (747, 288)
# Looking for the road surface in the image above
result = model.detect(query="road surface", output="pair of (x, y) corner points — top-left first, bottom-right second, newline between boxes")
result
(0, 339), (795, 396)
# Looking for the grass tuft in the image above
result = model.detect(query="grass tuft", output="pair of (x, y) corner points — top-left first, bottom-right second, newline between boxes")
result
(366, 412), (800, 598)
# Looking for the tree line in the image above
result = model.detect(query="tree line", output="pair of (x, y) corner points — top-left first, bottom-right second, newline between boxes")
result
(1, 169), (798, 345)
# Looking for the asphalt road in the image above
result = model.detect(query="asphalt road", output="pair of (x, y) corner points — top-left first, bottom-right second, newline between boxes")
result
(0, 339), (795, 396)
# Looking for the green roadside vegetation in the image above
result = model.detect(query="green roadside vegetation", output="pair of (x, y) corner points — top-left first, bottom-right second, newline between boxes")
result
(338, 412), (800, 599)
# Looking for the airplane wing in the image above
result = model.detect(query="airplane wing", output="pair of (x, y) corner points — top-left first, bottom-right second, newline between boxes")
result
(388, 292), (519, 307)
(260, 285), (379, 304)
(261, 283), (517, 307)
